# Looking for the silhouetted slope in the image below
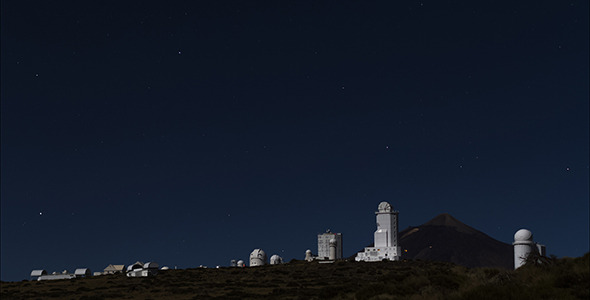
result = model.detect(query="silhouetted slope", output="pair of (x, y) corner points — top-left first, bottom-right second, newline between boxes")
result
(399, 213), (513, 269)
(3, 254), (588, 299)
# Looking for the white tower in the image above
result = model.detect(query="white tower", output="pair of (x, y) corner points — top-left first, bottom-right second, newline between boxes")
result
(356, 201), (401, 262)
(329, 239), (337, 260)
(374, 202), (399, 248)
(513, 229), (535, 269)
(249, 249), (267, 267)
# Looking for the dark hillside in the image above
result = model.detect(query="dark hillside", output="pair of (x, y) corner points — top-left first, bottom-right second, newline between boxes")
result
(1, 254), (588, 299)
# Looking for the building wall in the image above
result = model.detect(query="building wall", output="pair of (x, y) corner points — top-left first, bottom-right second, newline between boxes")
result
(375, 211), (398, 248)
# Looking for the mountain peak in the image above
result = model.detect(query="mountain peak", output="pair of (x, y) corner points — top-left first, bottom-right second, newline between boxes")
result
(398, 213), (513, 269)
(423, 213), (478, 234)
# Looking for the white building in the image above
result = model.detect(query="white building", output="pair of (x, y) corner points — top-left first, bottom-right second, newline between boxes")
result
(74, 268), (92, 277)
(317, 230), (343, 260)
(355, 201), (401, 262)
(269, 254), (284, 265)
(103, 264), (125, 274)
(31, 269), (91, 281)
(30, 270), (47, 280)
(126, 261), (159, 277)
(249, 249), (267, 266)
(513, 229), (546, 269)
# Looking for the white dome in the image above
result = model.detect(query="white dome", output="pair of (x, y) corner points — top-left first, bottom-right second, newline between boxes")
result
(249, 249), (267, 266)
(270, 255), (283, 265)
(250, 249), (266, 258)
(378, 201), (392, 212)
(306, 249), (312, 253)
(514, 229), (533, 242)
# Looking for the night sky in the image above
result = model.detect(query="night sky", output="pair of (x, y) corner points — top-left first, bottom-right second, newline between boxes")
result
(1, 1), (588, 281)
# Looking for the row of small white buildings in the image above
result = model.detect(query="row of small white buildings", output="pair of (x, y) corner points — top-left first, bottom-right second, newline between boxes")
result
(30, 261), (165, 281)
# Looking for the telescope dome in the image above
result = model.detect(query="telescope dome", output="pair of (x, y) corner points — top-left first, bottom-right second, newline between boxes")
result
(514, 229), (533, 242)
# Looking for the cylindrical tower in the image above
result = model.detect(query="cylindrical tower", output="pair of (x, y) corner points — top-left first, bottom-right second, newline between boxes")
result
(329, 239), (337, 260)
(513, 229), (534, 269)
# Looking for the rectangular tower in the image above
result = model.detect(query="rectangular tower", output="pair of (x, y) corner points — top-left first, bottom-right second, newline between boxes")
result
(375, 210), (399, 247)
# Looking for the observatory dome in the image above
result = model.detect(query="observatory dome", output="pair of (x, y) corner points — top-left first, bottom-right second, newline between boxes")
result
(378, 201), (393, 212)
(270, 254), (283, 265)
(249, 249), (267, 266)
(514, 229), (533, 242)
(250, 249), (266, 258)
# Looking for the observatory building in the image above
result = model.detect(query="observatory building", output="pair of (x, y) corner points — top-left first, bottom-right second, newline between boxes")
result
(249, 249), (267, 266)
(30, 268), (91, 281)
(126, 261), (159, 277)
(317, 230), (343, 260)
(513, 229), (546, 269)
(103, 264), (125, 274)
(270, 254), (284, 265)
(355, 201), (401, 262)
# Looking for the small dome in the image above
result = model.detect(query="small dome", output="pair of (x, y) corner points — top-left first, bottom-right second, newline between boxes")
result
(378, 201), (392, 212)
(514, 229), (533, 241)
(270, 255), (283, 265)
(306, 249), (312, 253)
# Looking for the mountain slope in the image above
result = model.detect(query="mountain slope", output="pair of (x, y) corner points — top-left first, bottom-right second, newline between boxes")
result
(399, 213), (513, 269)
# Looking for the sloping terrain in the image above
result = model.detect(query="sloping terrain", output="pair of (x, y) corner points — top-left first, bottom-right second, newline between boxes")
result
(1, 254), (588, 299)
(398, 213), (513, 269)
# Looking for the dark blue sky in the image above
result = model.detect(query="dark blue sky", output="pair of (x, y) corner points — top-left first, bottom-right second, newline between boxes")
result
(1, 1), (588, 281)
